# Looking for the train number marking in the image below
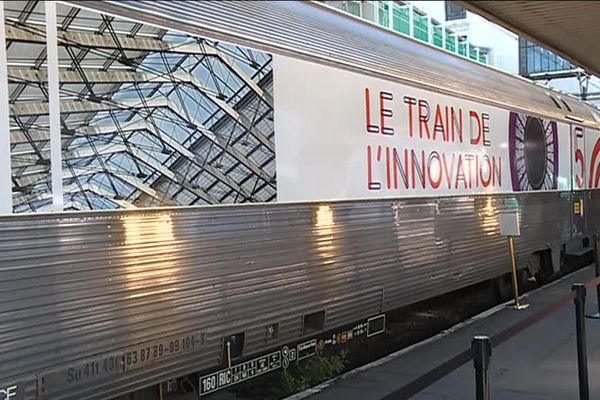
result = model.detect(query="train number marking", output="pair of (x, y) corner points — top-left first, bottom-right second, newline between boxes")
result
(38, 332), (202, 397)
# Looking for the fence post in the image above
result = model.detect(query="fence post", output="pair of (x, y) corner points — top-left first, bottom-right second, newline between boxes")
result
(594, 234), (600, 315)
(573, 283), (589, 400)
(587, 234), (600, 319)
(472, 335), (492, 400)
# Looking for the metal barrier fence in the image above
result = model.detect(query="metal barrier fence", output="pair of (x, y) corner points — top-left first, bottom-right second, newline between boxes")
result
(383, 233), (600, 400)
(472, 280), (596, 400)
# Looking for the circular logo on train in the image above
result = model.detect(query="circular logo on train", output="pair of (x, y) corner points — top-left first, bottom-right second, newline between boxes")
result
(589, 137), (600, 189)
(508, 112), (558, 191)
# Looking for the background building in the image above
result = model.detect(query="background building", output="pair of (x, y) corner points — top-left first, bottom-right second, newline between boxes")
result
(413, 1), (518, 74)
(519, 38), (600, 106)
(322, 1), (600, 107)
(322, 1), (493, 65)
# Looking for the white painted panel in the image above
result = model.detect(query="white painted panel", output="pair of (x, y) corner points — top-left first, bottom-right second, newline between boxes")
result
(572, 125), (586, 190)
(274, 55), (571, 202)
(46, 1), (63, 211)
(499, 211), (520, 236)
(0, 3), (11, 214)
(585, 128), (600, 189)
(557, 122), (571, 191)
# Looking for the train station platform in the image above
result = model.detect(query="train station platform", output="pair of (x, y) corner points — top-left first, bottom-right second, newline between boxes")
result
(295, 267), (600, 400)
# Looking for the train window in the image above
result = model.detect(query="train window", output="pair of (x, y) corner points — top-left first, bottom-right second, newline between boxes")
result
(303, 310), (325, 334)
(561, 99), (573, 112)
(222, 332), (245, 365)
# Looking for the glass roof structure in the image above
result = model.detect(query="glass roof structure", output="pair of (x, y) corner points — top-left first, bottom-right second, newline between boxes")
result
(6, 1), (275, 212)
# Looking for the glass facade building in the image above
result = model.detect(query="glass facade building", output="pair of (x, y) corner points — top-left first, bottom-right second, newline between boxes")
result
(519, 38), (575, 76)
(323, 1), (489, 65)
(445, 2), (466, 21)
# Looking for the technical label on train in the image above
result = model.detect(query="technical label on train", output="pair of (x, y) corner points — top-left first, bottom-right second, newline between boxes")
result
(199, 314), (385, 396)
(37, 332), (202, 397)
(200, 351), (282, 395)
(0, 380), (24, 400)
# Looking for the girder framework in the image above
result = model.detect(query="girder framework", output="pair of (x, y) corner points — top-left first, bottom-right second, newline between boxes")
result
(5, 1), (276, 212)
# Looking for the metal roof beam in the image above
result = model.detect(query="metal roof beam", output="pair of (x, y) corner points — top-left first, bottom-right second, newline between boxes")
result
(182, 71), (273, 152)
(11, 97), (273, 191)
(64, 142), (219, 204)
(33, 197), (117, 212)
(15, 180), (137, 209)
(9, 116), (249, 202)
(10, 126), (53, 144)
(14, 165), (162, 203)
(10, 97), (169, 116)
(5, 23), (216, 55)
(166, 100), (273, 184)
(212, 47), (273, 108)
(527, 69), (584, 81)
(8, 67), (274, 151)
(13, 151), (218, 205)
(10, 118), (151, 143)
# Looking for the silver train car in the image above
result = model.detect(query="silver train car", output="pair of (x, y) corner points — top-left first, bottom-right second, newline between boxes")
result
(2, 1), (600, 399)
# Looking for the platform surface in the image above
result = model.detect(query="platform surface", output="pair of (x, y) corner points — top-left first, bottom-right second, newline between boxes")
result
(303, 267), (600, 400)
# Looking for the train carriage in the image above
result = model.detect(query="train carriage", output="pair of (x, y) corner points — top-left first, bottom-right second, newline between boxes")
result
(2, 1), (600, 399)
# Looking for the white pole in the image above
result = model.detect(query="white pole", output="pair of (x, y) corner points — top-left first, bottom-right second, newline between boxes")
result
(455, 34), (458, 55)
(387, 1), (393, 30)
(409, 4), (414, 38)
(45, 1), (63, 211)
(0, 3), (12, 214)
(442, 24), (446, 50)
(427, 16), (432, 45)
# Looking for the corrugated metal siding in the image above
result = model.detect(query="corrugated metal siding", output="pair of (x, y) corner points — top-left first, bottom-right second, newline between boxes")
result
(67, 0), (596, 127)
(0, 192), (586, 399)
(0, 2), (593, 399)
(586, 190), (600, 235)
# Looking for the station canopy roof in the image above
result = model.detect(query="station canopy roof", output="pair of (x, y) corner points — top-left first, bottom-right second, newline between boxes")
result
(458, 1), (600, 77)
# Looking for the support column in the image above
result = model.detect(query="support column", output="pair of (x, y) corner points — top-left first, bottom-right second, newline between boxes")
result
(0, 3), (12, 214)
(455, 35), (459, 55)
(427, 16), (432, 45)
(408, 4), (414, 38)
(442, 25), (446, 50)
(45, 1), (63, 211)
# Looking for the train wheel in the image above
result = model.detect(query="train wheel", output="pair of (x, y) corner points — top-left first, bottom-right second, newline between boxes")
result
(493, 273), (513, 302)
(536, 250), (554, 284)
